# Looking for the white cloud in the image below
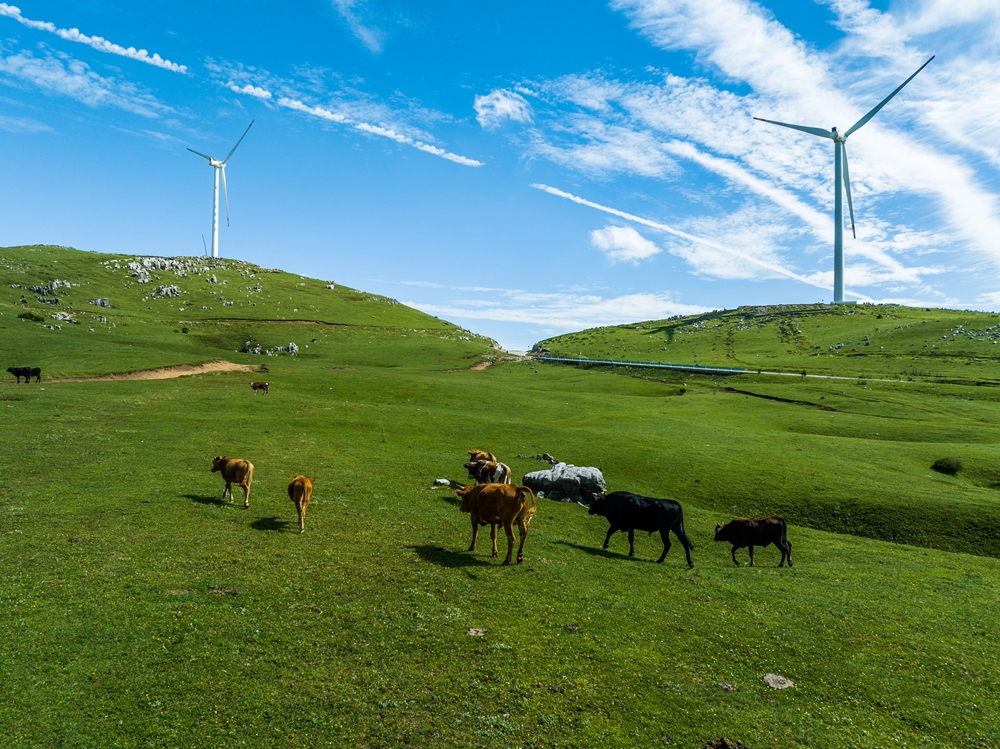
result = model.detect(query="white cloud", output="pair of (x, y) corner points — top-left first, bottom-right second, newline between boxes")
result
(591, 225), (662, 264)
(474, 89), (533, 128)
(532, 184), (830, 289)
(229, 83), (271, 100)
(210, 61), (483, 167)
(280, 97), (482, 166)
(407, 289), (708, 329)
(0, 3), (186, 73)
(331, 0), (384, 54)
(0, 49), (167, 117)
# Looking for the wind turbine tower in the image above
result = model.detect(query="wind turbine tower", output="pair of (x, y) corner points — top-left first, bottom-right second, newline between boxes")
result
(187, 121), (254, 258)
(754, 57), (933, 303)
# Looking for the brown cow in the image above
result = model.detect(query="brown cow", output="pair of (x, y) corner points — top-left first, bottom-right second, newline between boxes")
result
(250, 381), (269, 395)
(287, 475), (314, 534)
(211, 456), (254, 508)
(455, 483), (536, 564)
(467, 449), (496, 464)
(464, 460), (512, 485)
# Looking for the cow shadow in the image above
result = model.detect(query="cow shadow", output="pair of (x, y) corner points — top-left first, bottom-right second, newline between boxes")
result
(554, 540), (648, 563)
(409, 544), (493, 569)
(251, 516), (293, 533)
(185, 493), (230, 507)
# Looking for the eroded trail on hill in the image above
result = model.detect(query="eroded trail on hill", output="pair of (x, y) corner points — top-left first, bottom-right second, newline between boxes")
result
(52, 359), (257, 382)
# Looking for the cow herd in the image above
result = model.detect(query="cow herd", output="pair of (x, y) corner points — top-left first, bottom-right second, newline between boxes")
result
(6, 363), (792, 565)
(459, 448), (793, 568)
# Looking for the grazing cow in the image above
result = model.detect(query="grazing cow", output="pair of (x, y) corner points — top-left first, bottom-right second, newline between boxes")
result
(588, 491), (694, 567)
(455, 483), (537, 564)
(467, 449), (496, 464)
(211, 456), (254, 508)
(287, 475), (314, 534)
(714, 518), (792, 567)
(464, 460), (512, 485)
(249, 381), (269, 395)
(7, 366), (40, 383)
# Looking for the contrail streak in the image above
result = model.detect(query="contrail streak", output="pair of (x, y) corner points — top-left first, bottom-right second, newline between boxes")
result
(531, 183), (867, 298)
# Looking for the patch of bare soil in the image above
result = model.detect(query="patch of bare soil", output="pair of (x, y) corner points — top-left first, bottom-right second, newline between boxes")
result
(53, 359), (257, 382)
(469, 361), (494, 370)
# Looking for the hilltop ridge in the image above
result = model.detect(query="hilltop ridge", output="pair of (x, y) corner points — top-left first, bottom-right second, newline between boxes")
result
(537, 302), (1000, 383)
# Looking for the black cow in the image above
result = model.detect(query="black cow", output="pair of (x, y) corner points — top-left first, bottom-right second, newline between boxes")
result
(714, 518), (792, 567)
(7, 367), (40, 383)
(588, 491), (694, 567)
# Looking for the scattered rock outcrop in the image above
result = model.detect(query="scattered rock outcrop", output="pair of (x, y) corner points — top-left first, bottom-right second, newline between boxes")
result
(522, 462), (605, 504)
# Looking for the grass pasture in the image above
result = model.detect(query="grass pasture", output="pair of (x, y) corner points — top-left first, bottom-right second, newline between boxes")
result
(2, 246), (1000, 748)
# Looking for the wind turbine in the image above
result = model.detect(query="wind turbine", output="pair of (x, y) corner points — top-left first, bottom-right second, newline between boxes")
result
(753, 57), (933, 303)
(187, 120), (254, 258)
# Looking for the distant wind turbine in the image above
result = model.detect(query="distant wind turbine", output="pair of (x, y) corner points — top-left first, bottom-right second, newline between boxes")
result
(187, 120), (254, 258)
(753, 57), (933, 303)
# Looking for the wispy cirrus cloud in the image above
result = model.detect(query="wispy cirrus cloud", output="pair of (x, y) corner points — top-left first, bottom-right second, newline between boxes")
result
(0, 113), (51, 132)
(209, 60), (482, 167)
(0, 48), (168, 117)
(331, 0), (385, 54)
(481, 0), (1000, 303)
(407, 288), (708, 330)
(0, 3), (186, 73)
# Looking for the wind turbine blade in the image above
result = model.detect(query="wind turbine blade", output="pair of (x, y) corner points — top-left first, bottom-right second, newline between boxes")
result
(223, 120), (254, 164)
(842, 143), (856, 239)
(221, 166), (230, 227)
(753, 117), (833, 139)
(202, 234), (208, 256)
(845, 56), (934, 137)
(187, 147), (213, 161)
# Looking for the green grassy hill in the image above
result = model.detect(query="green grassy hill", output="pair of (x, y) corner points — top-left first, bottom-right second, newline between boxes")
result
(537, 303), (1000, 383)
(1, 246), (998, 748)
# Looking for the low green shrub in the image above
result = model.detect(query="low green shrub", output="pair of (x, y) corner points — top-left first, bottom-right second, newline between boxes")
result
(931, 457), (963, 475)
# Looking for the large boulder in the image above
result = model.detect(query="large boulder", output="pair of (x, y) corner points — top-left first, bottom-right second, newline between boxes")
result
(522, 463), (605, 504)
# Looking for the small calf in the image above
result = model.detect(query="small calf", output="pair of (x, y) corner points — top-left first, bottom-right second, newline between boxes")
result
(714, 517), (792, 567)
(211, 456), (254, 508)
(467, 449), (497, 464)
(287, 475), (314, 534)
(250, 381), (269, 395)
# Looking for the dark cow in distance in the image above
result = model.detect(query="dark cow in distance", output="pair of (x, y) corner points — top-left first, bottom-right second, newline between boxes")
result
(249, 381), (269, 395)
(588, 491), (694, 567)
(7, 367), (40, 383)
(714, 517), (792, 567)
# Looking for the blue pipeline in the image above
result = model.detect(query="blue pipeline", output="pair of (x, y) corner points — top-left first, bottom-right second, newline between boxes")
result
(536, 356), (747, 376)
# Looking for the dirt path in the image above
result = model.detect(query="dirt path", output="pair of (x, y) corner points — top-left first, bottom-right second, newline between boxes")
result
(52, 359), (257, 383)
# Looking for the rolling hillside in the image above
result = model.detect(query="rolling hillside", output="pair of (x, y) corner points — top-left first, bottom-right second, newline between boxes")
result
(1, 245), (998, 748)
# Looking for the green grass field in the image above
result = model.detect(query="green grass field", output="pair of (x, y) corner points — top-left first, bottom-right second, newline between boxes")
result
(2, 245), (999, 748)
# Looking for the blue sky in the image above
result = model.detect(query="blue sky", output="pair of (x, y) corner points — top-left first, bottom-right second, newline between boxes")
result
(1, 0), (998, 350)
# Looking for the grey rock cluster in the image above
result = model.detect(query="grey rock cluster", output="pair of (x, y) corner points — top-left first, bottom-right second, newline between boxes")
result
(522, 462), (606, 504)
(90, 298), (111, 307)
